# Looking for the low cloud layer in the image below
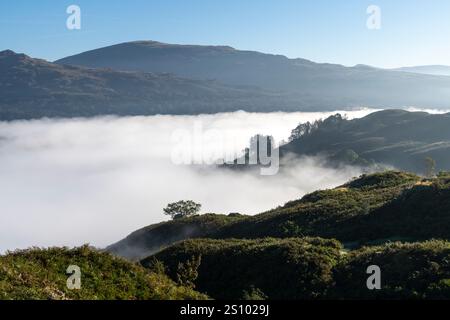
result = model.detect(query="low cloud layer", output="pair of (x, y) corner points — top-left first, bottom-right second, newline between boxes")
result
(0, 109), (381, 252)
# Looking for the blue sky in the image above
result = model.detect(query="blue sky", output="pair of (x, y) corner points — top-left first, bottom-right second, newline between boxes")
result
(1, 0), (450, 68)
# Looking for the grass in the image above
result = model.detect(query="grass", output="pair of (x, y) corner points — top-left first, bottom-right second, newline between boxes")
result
(0, 245), (208, 300)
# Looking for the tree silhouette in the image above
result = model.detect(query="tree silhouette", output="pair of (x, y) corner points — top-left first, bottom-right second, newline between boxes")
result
(163, 200), (201, 220)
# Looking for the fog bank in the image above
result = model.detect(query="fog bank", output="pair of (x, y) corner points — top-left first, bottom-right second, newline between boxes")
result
(0, 109), (380, 252)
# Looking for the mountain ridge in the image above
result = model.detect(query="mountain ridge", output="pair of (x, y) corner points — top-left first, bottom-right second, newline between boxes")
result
(0, 50), (297, 120)
(55, 40), (450, 110)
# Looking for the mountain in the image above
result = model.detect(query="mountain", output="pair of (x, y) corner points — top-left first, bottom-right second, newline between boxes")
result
(276, 109), (450, 173)
(4, 44), (450, 120)
(0, 245), (207, 300)
(0, 50), (295, 120)
(394, 65), (450, 76)
(56, 41), (450, 109)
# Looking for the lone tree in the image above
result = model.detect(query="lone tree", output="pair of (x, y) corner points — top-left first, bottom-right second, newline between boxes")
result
(163, 200), (201, 220)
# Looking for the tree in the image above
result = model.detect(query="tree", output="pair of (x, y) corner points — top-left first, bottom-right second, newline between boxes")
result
(288, 121), (319, 141)
(425, 157), (436, 178)
(163, 200), (201, 220)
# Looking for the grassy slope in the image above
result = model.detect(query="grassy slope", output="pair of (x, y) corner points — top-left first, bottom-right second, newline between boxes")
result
(0, 246), (207, 300)
(144, 237), (342, 300)
(112, 171), (450, 259)
(333, 240), (450, 299)
(133, 171), (450, 299)
(212, 171), (450, 246)
(107, 214), (246, 261)
(4, 171), (449, 300)
(146, 238), (450, 300)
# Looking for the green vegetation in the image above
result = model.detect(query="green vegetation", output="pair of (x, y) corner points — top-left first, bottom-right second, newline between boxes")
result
(4, 171), (450, 300)
(112, 170), (450, 255)
(163, 200), (202, 220)
(333, 240), (450, 299)
(143, 239), (450, 300)
(0, 246), (207, 300)
(105, 170), (450, 300)
(144, 238), (342, 300)
(107, 213), (246, 260)
(212, 171), (431, 245)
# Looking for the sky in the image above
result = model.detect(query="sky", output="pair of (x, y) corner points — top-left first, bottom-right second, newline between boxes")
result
(0, 0), (450, 68)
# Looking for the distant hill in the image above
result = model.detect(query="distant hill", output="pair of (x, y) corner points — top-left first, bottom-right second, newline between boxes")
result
(278, 109), (450, 173)
(4, 43), (450, 120)
(56, 41), (450, 109)
(0, 245), (207, 300)
(394, 65), (450, 76)
(0, 50), (294, 120)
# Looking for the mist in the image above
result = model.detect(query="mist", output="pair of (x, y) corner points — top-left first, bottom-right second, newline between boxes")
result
(0, 109), (382, 252)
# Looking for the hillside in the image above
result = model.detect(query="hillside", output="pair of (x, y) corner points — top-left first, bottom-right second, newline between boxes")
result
(56, 40), (450, 109)
(107, 214), (246, 261)
(213, 171), (450, 246)
(106, 171), (450, 299)
(0, 50), (292, 120)
(144, 238), (450, 300)
(134, 171), (450, 299)
(143, 237), (342, 300)
(109, 171), (450, 258)
(0, 245), (207, 300)
(276, 109), (450, 173)
(333, 241), (450, 299)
